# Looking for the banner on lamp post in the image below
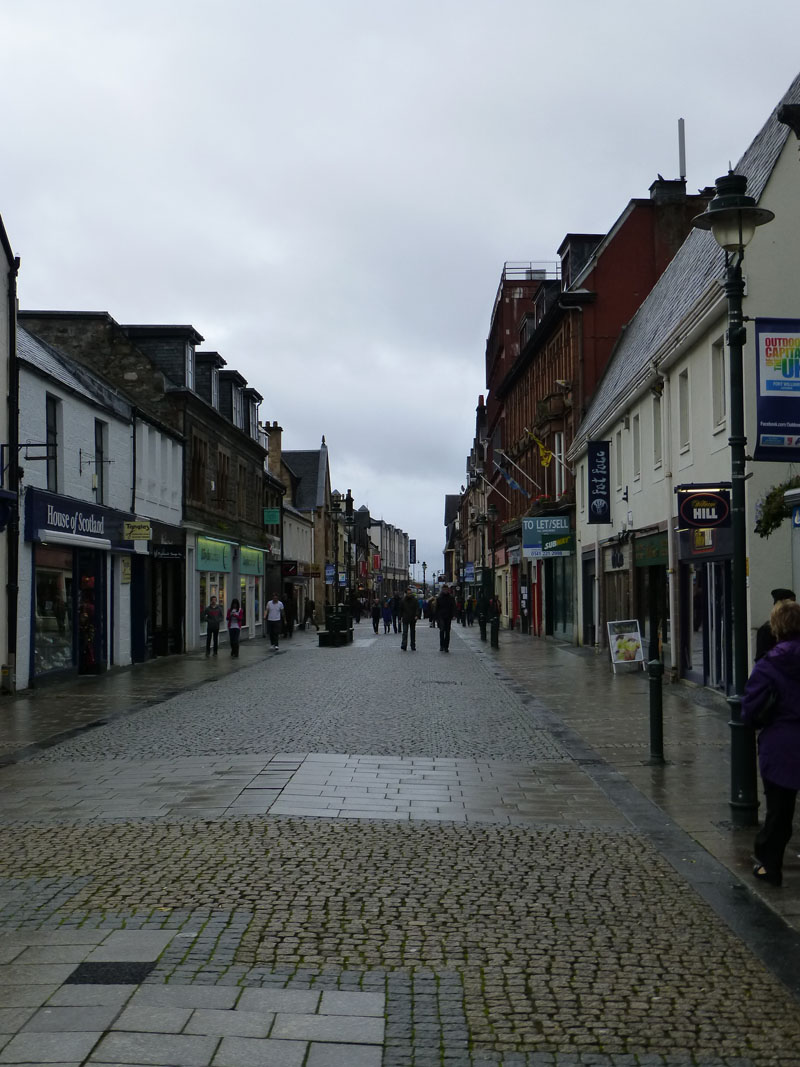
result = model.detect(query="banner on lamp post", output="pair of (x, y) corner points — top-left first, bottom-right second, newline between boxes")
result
(754, 318), (800, 461)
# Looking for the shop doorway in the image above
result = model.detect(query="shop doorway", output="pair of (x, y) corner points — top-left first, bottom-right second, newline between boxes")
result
(77, 549), (106, 674)
(681, 561), (731, 691)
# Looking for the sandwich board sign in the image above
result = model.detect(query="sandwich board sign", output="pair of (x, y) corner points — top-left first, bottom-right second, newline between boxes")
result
(607, 619), (645, 673)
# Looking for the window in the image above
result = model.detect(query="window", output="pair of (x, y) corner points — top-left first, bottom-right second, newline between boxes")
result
(679, 369), (690, 450)
(653, 395), (663, 468)
(233, 389), (243, 430)
(237, 462), (247, 518)
(712, 339), (726, 429)
(632, 414), (641, 481)
(46, 395), (60, 492)
(94, 420), (108, 504)
(211, 368), (219, 408)
(186, 344), (195, 390)
(615, 429), (623, 490)
(189, 433), (208, 501)
(217, 450), (230, 509)
(554, 431), (565, 497)
(249, 401), (258, 440)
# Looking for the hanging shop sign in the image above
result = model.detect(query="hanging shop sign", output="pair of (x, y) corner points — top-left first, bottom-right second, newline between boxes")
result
(409, 538), (416, 564)
(676, 485), (731, 529)
(464, 562), (475, 583)
(263, 507), (281, 525)
(587, 441), (612, 524)
(325, 563), (335, 585)
(197, 536), (232, 572)
(754, 318), (800, 462)
(120, 556), (132, 584)
(522, 516), (574, 558)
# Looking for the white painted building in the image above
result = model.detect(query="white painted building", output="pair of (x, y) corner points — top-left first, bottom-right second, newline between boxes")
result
(571, 76), (800, 689)
(0, 216), (16, 689)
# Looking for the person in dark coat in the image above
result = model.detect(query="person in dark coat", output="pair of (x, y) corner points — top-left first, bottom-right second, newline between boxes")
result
(742, 599), (800, 886)
(392, 593), (402, 634)
(381, 598), (393, 634)
(755, 587), (795, 660)
(400, 588), (421, 652)
(370, 599), (381, 634)
(202, 596), (223, 656)
(436, 585), (456, 652)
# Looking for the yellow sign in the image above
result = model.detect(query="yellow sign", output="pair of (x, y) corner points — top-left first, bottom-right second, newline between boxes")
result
(120, 556), (132, 584)
(124, 521), (152, 540)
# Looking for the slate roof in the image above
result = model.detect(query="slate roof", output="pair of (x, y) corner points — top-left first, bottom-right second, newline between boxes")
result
(282, 445), (328, 510)
(444, 494), (460, 526)
(573, 70), (800, 453)
(18, 326), (132, 420)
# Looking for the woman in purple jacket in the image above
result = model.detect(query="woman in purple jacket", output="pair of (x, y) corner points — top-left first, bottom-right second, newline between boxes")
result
(741, 599), (800, 886)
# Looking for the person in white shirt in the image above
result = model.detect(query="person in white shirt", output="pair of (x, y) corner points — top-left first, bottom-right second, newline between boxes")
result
(264, 593), (285, 650)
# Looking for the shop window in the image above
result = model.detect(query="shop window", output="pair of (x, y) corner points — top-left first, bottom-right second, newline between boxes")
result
(34, 545), (73, 675)
(217, 450), (230, 509)
(554, 432), (565, 497)
(189, 434), (208, 502)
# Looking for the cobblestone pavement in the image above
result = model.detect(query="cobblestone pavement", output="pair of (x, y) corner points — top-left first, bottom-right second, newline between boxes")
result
(1, 623), (799, 1066)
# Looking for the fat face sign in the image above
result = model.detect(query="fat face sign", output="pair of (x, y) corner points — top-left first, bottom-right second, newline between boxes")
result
(587, 441), (611, 524)
(676, 487), (731, 529)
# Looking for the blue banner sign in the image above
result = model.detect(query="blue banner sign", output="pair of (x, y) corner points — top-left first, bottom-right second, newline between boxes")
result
(754, 318), (800, 461)
(587, 441), (612, 523)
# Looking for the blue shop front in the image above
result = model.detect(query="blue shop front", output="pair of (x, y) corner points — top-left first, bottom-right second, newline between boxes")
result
(24, 487), (137, 683)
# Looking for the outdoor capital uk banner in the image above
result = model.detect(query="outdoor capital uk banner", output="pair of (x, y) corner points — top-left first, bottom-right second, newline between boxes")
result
(754, 318), (800, 461)
(587, 441), (612, 524)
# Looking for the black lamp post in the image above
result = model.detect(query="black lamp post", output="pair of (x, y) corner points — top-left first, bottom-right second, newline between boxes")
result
(330, 490), (341, 609)
(422, 561), (427, 597)
(692, 171), (774, 825)
(488, 502), (499, 649)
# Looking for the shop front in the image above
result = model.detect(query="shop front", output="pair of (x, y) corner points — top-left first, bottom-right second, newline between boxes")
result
(197, 535), (233, 647)
(130, 524), (185, 662)
(633, 531), (670, 661)
(522, 516), (575, 640)
(24, 487), (134, 683)
(239, 546), (265, 638)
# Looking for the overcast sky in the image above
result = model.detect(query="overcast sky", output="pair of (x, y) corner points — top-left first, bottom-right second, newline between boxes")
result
(2, 1), (799, 576)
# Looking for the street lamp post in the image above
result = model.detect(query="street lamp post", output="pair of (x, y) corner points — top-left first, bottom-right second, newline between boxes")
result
(330, 490), (341, 612)
(692, 171), (774, 826)
(422, 561), (427, 597)
(488, 502), (499, 649)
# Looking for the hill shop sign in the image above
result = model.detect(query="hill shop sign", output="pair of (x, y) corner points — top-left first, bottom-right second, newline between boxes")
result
(676, 486), (731, 529)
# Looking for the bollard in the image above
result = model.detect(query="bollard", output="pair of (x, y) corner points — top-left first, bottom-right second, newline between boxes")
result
(648, 659), (665, 764)
(478, 611), (487, 642)
(490, 613), (500, 649)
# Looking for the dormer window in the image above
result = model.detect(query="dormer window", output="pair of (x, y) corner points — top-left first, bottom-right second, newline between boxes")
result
(233, 387), (243, 429)
(249, 401), (258, 439)
(186, 343), (195, 390)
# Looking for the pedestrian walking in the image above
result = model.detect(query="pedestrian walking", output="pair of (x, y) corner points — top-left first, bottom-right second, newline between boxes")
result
(202, 595), (223, 657)
(756, 587), (796, 661)
(371, 599), (381, 634)
(392, 593), (402, 634)
(428, 595), (437, 627)
(400, 587), (421, 651)
(437, 585), (455, 652)
(226, 598), (243, 658)
(264, 593), (285, 651)
(742, 598), (800, 886)
(382, 598), (393, 634)
(304, 598), (319, 632)
(466, 596), (475, 626)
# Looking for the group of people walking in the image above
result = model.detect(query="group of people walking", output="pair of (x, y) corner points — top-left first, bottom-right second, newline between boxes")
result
(368, 586), (459, 653)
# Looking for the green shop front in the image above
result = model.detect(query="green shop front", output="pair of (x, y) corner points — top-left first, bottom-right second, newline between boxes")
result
(196, 535), (265, 646)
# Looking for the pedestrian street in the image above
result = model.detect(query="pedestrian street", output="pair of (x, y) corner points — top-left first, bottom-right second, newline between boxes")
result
(1, 623), (800, 1066)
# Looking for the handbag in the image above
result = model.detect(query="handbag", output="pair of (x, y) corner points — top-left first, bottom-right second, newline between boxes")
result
(752, 685), (779, 729)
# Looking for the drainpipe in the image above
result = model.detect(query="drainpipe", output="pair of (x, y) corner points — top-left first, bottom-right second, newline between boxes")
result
(4, 254), (20, 692)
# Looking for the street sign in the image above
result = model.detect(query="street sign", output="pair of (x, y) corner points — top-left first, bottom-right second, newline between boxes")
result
(123, 521), (151, 540)
(263, 507), (281, 525)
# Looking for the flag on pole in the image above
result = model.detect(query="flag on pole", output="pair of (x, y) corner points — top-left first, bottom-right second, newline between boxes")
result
(494, 462), (530, 498)
(526, 430), (554, 467)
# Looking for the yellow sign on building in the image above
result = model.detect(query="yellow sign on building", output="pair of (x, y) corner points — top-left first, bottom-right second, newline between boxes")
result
(124, 521), (152, 541)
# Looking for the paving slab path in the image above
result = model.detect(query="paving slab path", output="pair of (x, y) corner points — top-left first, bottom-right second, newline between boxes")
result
(0, 622), (798, 1066)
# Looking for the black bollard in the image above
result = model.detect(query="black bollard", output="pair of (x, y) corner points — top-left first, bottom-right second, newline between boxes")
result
(648, 659), (665, 764)
(478, 611), (487, 642)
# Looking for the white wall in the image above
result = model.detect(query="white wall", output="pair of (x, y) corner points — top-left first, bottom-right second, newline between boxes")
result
(134, 419), (182, 524)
